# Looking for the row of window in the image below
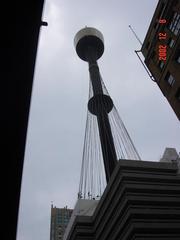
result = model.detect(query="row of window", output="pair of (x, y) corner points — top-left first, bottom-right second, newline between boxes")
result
(161, 11), (180, 48)
(158, 49), (180, 70)
(147, 10), (180, 52)
(161, 9), (180, 57)
(169, 12), (180, 36)
(154, 8), (180, 35)
(56, 214), (71, 220)
(164, 72), (180, 101)
(57, 219), (69, 224)
(57, 215), (70, 219)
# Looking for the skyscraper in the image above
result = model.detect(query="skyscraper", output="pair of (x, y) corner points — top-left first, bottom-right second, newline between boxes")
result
(50, 205), (73, 240)
(141, 0), (180, 120)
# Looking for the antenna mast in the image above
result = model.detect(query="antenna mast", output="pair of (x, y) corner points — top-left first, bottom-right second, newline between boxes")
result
(129, 25), (155, 82)
(128, 25), (143, 46)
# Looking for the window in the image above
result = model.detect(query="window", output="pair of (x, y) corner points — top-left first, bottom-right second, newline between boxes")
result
(175, 50), (180, 63)
(154, 21), (158, 29)
(165, 72), (175, 86)
(167, 38), (175, 48)
(169, 12), (180, 35)
(177, 55), (180, 63)
(158, 61), (165, 69)
(157, 3), (165, 19)
(175, 88), (180, 100)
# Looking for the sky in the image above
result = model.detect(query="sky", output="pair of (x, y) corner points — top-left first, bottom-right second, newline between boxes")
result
(17, 1), (180, 240)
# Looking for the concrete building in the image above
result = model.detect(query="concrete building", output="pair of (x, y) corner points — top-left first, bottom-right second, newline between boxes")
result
(160, 147), (180, 173)
(141, 0), (180, 120)
(50, 205), (73, 240)
(63, 154), (180, 240)
(160, 147), (179, 162)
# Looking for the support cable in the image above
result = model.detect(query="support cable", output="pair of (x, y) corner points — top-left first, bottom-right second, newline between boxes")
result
(79, 75), (141, 200)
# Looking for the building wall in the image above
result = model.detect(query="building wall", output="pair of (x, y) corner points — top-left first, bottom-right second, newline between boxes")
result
(64, 159), (180, 240)
(3, 1), (45, 239)
(141, 0), (180, 120)
(50, 206), (73, 240)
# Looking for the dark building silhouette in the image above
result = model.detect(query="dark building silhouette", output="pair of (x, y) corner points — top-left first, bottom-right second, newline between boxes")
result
(50, 205), (73, 240)
(3, 1), (45, 240)
(141, 0), (180, 120)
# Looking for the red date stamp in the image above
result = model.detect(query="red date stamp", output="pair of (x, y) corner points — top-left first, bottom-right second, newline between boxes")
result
(158, 19), (167, 61)
(159, 45), (167, 61)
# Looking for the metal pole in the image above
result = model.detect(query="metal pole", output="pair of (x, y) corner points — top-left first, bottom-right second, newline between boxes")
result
(129, 25), (143, 46)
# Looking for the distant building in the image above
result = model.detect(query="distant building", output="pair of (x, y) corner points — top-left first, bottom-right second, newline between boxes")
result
(50, 205), (73, 240)
(160, 147), (179, 162)
(141, 0), (180, 120)
(160, 147), (180, 172)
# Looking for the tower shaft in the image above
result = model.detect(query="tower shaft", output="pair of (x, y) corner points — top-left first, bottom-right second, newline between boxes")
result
(96, 112), (117, 182)
(88, 61), (103, 95)
(88, 60), (117, 182)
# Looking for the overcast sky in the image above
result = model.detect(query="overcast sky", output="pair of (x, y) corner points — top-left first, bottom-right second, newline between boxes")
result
(17, 1), (180, 240)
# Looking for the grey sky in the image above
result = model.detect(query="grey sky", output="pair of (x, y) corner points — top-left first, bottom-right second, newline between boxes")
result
(17, 1), (179, 240)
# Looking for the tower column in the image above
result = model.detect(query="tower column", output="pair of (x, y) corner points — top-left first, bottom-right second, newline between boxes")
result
(96, 111), (117, 182)
(88, 61), (103, 95)
(88, 60), (117, 182)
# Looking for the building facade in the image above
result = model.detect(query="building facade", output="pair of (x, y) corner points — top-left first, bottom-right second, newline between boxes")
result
(141, 0), (180, 120)
(63, 158), (180, 240)
(50, 205), (73, 240)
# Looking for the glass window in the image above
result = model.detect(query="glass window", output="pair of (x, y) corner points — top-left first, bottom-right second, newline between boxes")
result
(165, 72), (175, 86)
(175, 88), (180, 100)
(168, 38), (175, 48)
(158, 61), (165, 69)
(175, 50), (180, 63)
(157, 3), (165, 19)
(169, 12), (180, 35)
(154, 21), (158, 29)
(177, 55), (180, 63)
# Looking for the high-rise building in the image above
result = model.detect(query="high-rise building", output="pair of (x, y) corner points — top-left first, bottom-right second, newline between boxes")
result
(50, 205), (73, 240)
(141, 0), (180, 120)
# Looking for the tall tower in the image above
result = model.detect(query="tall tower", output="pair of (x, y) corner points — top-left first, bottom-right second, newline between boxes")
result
(74, 27), (140, 199)
(74, 27), (117, 183)
(74, 27), (141, 201)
